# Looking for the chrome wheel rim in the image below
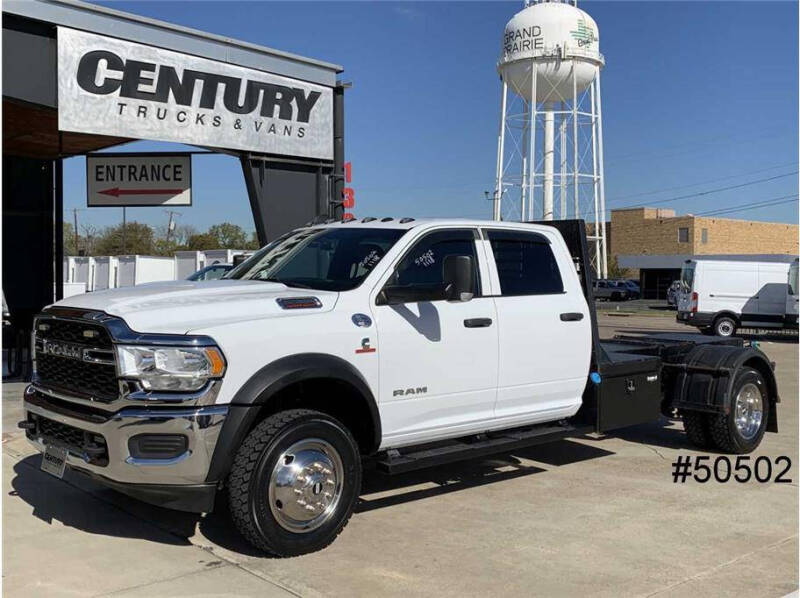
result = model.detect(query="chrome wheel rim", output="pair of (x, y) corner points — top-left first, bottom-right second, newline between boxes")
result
(268, 438), (344, 533)
(734, 382), (763, 440)
(717, 320), (734, 336)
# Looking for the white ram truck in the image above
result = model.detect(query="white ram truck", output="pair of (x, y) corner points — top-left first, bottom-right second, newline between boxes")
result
(22, 219), (779, 556)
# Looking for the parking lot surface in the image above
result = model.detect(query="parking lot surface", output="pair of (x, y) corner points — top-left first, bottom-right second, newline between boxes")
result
(3, 313), (797, 597)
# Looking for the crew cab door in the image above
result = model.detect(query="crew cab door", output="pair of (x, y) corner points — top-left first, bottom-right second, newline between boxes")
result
(482, 228), (591, 422)
(372, 228), (498, 446)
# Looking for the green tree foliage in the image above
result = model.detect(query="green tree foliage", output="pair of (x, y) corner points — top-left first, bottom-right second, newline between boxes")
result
(607, 254), (630, 279)
(185, 233), (221, 250)
(94, 222), (155, 255)
(246, 231), (261, 250)
(63, 222), (78, 255)
(208, 222), (248, 249)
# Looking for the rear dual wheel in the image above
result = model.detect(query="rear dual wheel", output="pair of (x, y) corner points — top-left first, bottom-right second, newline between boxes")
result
(682, 367), (769, 454)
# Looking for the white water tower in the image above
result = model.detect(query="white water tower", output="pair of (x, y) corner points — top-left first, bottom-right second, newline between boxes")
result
(493, 0), (608, 277)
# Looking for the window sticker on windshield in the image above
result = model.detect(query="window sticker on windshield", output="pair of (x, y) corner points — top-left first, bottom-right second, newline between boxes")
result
(415, 250), (435, 267)
(360, 250), (380, 269)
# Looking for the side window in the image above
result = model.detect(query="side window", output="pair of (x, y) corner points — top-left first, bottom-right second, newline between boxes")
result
(393, 229), (480, 295)
(486, 229), (564, 296)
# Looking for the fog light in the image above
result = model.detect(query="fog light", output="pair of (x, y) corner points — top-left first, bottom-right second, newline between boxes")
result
(128, 434), (188, 460)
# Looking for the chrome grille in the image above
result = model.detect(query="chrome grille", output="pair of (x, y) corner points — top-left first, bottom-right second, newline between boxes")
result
(34, 317), (119, 401)
(36, 319), (112, 348)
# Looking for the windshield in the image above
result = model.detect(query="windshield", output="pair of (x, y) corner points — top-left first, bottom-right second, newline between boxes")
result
(679, 264), (695, 292)
(225, 227), (406, 291)
(789, 262), (798, 296)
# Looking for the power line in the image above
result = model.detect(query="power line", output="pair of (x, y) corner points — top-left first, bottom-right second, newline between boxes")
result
(693, 194), (798, 217)
(610, 171), (798, 210)
(609, 162), (798, 202)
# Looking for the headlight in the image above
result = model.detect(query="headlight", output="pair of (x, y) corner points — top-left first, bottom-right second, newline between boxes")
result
(116, 345), (226, 392)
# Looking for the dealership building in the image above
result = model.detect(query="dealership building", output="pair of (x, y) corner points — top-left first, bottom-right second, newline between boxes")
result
(3, 0), (347, 358)
(611, 207), (799, 299)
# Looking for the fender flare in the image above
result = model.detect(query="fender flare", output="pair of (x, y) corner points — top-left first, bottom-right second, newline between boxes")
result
(671, 344), (779, 433)
(205, 353), (380, 484)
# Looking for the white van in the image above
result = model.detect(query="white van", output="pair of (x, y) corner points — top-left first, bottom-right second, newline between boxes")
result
(786, 258), (799, 328)
(677, 259), (796, 336)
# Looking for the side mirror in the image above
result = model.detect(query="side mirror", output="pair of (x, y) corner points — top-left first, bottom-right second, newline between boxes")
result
(443, 255), (474, 302)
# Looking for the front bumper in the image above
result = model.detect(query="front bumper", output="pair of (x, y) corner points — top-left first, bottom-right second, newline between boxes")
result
(22, 385), (227, 512)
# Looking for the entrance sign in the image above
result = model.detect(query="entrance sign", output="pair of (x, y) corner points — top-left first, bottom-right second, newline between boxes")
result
(87, 153), (192, 206)
(58, 27), (334, 160)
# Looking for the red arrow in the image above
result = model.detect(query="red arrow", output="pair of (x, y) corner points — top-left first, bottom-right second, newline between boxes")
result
(98, 187), (183, 198)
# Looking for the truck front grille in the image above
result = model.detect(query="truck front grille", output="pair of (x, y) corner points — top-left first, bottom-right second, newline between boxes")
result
(37, 319), (112, 348)
(34, 317), (119, 402)
(36, 353), (119, 401)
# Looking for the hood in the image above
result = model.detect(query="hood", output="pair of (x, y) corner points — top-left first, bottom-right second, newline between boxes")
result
(50, 280), (338, 334)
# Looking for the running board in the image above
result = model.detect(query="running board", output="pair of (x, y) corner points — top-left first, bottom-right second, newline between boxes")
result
(376, 423), (590, 474)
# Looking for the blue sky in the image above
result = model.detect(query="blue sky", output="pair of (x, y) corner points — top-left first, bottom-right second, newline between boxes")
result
(65, 1), (798, 235)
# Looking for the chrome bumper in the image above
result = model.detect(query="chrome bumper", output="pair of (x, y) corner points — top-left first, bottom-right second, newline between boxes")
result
(23, 385), (227, 487)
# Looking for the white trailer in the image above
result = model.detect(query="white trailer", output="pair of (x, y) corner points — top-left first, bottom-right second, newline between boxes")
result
(117, 256), (176, 287)
(93, 256), (120, 291)
(677, 259), (797, 336)
(61, 282), (87, 298)
(174, 251), (206, 280)
(63, 257), (77, 283)
(72, 257), (96, 292)
(203, 249), (248, 265)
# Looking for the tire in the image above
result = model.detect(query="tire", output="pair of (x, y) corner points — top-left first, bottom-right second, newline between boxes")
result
(709, 367), (769, 454)
(228, 409), (361, 556)
(682, 411), (712, 449)
(713, 315), (737, 337)
(611, 292), (621, 301)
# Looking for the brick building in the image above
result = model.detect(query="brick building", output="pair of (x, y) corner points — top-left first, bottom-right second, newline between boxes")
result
(610, 207), (798, 299)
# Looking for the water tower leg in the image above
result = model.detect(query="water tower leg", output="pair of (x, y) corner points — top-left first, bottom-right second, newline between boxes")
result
(543, 103), (555, 220)
(595, 72), (609, 279)
(520, 100), (529, 220)
(559, 103), (567, 220)
(572, 64), (579, 220)
(528, 67), (538, 222)
(493, 81), (508, 221)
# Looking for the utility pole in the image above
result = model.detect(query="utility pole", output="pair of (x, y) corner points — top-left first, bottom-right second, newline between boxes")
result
(164, 210), (180, 244)
(122, 207), (127, 254)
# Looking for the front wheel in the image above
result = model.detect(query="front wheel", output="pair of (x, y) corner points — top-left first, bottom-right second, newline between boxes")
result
(228, 409), (361, 556)
(709, 367), (769, 454)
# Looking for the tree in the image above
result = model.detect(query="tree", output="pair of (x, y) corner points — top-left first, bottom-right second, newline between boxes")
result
(208, 222), (247, 249)
(94, 221), (155, 255)
(245, 231), (261, 250)
(185, 233), (220, 250)
(63, 222), (77, 256)
(607, 254), (630, 279)
(80, 224), (99, 256)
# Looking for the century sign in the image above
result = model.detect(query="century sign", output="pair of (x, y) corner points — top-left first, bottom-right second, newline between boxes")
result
(86, 153), (191, 207)
(58, 27), (333, 160)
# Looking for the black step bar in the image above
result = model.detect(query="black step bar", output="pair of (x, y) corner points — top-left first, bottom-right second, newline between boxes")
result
(376, 423), (592, 474)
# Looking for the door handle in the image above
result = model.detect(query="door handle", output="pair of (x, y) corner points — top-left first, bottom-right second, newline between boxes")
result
(464, 318), (492, 328)
(560, 312), (584, 322)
